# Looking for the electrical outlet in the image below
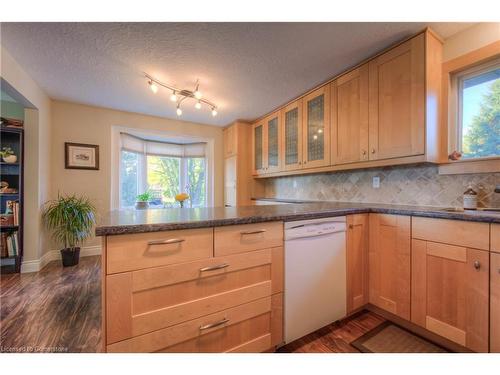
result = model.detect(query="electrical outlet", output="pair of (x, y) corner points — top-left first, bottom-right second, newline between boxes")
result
(373, 176), (380, 189)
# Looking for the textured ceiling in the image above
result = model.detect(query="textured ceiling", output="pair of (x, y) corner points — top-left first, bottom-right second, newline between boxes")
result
(0, 22), (474, 126)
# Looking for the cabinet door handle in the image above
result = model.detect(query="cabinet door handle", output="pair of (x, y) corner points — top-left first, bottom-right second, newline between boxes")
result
(148, 238), (185, 246)
(199, 318), (229, 331)
(371, 148), (376, 154)
(240, 229), (266, 235)
(473, 260), (481, 270)
(199, 263), (229, 272)
(362, 150), (367, 156)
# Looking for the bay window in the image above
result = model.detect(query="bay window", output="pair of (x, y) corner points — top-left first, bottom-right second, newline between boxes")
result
(119, 132), (207, 208)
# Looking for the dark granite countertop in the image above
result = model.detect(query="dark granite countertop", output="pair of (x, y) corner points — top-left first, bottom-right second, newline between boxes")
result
(95, 200), (500, 236)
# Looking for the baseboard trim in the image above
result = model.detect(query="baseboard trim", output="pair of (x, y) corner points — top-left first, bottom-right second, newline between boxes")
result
(20, 245), (101, 273)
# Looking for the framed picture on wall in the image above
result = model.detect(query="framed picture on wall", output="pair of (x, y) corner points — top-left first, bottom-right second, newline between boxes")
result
(65, 142), (99, 170)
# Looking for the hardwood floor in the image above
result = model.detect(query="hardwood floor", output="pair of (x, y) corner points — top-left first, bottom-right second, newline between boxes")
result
(1, 255), (385, 353)
(1, 256), (101, 353)
(277, 311), (386, 353)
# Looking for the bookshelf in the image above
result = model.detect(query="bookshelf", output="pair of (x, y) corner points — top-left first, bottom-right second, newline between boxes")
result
(0, 126), (24, 273)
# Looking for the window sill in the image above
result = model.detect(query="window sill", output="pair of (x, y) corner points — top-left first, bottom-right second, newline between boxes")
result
(438, 158), (500, 175)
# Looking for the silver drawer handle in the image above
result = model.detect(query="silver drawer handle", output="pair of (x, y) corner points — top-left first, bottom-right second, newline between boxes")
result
(240, 229), (266, 235)
(474, 260), (481, 270)
(199, 318), (229, 331)
(147, 238), (185, 246)
(199, 263), (229, 272)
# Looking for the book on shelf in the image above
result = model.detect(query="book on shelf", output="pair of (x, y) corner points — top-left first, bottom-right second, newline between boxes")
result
(0, 232), (8, 257)
(2, 231), (19, 257)
(3, 200), (19, 226)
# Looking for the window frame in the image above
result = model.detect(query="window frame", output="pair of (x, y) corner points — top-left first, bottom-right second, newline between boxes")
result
(453, 58), (500, 159)
(112, 126), (214, 210)
(119, 151), (208, 209)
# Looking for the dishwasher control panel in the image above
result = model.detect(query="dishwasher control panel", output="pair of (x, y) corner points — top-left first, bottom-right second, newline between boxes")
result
(285, 217), (346, 241)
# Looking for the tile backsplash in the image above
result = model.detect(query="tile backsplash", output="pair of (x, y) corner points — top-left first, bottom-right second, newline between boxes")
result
(264, 164), (500, 208)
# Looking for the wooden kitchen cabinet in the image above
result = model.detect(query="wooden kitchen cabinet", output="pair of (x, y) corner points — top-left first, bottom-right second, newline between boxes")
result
(302, 85), (330, 168)
(491, 252), (500, 352)
(266, 112), (281, 173)
(331, 64), (369, 165)
(492, 224), (500, 253)
(411, 217), (489, 352)
(249, 30), (443, 178)
(281, 100), (303, 171)
(252, 120), (266, 175)
(368, 33), (425, 160)
(368, 214), (411, 320)
(252, 112), (281, 175)
(346, 214), (369, 314)
(223, 121), (260, 207)
(223, 124), (237, 158)
(103, 222), (284, 353)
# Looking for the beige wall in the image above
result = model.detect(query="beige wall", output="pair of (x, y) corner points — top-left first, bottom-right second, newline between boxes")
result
(443, 22), (500, 61)
(50, 100), (224, 248)
(1, 45), (52, 264)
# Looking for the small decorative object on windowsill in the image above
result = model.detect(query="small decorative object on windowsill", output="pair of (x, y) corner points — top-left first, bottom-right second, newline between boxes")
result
(448, 150), (462, 161)
(42, 194), (96, 267)
(463, 184), (478, 210)
(0, 147), (17, 163)
(175, 193), (190, 208)
(135, 191), (153, 210)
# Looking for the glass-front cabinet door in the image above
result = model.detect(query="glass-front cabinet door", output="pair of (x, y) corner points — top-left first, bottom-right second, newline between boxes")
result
(281, 100), (303, 171)
(266, 112), (281, 173)
(302, 85), (330, 168)
(252, 121), (266, 175)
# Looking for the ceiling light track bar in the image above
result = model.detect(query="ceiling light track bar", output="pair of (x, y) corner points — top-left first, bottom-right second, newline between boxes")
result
(144, 73), (218, 116)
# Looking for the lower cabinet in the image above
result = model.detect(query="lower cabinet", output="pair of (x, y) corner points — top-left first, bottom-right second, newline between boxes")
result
(491, 252), (500, 353)
(103, 222), (284, 353)
(411, 217), (490, 352)
(368, 214), (411, 320)
(346, 214), (369, 313)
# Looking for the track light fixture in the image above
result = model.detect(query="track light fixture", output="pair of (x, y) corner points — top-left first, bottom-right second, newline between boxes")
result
(145, 74), (218, 117)
(148, 80), (158, 94)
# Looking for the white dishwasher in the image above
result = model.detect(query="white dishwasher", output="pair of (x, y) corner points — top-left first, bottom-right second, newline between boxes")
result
(283, 216), (347, 344)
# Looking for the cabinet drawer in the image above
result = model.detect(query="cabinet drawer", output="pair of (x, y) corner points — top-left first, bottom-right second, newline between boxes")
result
(107, 297), (272, 353)
(106, 228), (213, 274)
(106, 248), (282, 344)
(214, 221), (283, 256)
(492, 224), (500, 253)
(412, 217), (489, 251)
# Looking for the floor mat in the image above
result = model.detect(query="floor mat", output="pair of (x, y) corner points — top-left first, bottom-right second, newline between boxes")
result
(350, 321), (449, 353)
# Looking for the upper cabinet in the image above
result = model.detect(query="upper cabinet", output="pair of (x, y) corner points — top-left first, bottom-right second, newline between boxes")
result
(252, 120), (265, 175)
(303, 86), (331, 168)
(281, 100), (303, 171)
(266, 113), (281, 173)
(368, 33), (425, 160)
(250, 29), (443, 177)
(331, 64), (369, 165)
(223, 125), (237, 158)
(252, 112), (281, 175)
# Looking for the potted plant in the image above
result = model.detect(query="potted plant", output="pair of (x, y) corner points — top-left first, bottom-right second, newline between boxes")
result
(0, 147), (17, 163)
(42, 194), (96, 267)
(135, 191), (153, 209)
